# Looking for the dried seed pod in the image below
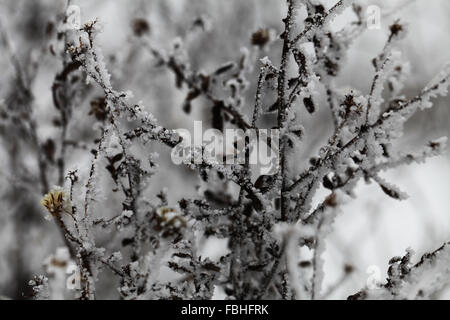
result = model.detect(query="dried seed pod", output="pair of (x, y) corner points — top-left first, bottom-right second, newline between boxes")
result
(41, 189), (71, 218)
(131, 18), (150, 37)
(251, 28), (271, 48)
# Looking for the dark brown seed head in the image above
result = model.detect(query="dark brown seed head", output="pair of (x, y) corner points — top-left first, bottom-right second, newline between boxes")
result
(132, 18), (150, 37)
(389, 23), (403, 36)
(251, 28), (271, 48)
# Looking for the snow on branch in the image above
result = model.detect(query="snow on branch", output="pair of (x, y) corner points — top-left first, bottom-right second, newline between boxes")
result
(349, 243), (450, 300)
(0, 0), (447, 300)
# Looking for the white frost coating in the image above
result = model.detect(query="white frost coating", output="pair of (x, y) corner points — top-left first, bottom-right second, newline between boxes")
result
(13, 0), (450, 301)
(432, 136), (448, 148)
(424, 63), (450, 98)
(105, 132), (121, 156)
(367, 51), (398, 124)
(259, 56), (273, 66)
(399, 246), (450, 299)
(357, 244), (450, 300)
(324, 0), (355, 28)
(274, 223), (315, 299)
(373, 175), (409, 201)
(311, 191), (347, 299)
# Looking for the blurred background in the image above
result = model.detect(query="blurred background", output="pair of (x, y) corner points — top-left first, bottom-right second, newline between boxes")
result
(0, 0), (448, 299)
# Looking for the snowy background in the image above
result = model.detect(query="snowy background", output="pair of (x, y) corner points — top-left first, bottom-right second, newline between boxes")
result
(0, 0), (449, 299)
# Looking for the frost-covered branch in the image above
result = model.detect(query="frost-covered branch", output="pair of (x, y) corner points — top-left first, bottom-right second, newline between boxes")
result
(349, 243), (450, 300)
